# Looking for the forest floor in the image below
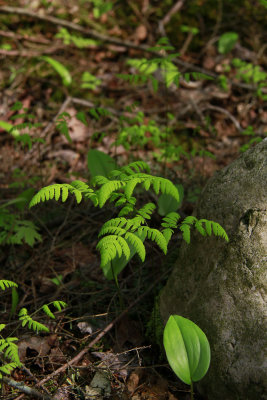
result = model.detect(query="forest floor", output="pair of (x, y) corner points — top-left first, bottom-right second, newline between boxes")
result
(0, 1), (266, 399)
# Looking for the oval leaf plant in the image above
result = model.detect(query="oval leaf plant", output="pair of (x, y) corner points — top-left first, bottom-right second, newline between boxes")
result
(163, 315), (210, 386)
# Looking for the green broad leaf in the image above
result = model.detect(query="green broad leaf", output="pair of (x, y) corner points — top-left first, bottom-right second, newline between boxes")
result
(218, 32), (239, 54)
(163, 315), (210, 385)
(87, 149), (117, 178)
(101, 231), (146, 280)
(0, 120), (19, 137)
(50, 275), (63, 286)
(40, 56), (72, 86)
(158, 184), (184, 216)
(76, 111), (88, 126)
(15, 188), (36, 211)
(13, 221), (42, 247)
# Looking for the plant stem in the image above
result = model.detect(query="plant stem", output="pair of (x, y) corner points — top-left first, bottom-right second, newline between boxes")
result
(190, 381), (194, 400)
(111, 262), (125, 310)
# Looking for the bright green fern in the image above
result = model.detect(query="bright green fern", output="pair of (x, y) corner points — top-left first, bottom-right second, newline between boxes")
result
(0, 280), (67, 386)
(29, 160), (228, 280)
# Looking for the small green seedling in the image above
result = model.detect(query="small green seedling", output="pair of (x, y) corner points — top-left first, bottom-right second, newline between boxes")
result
(40, 56), (72, 86)
(163, 315), (210, 400)
(218, 32), (239, 54)
(0, 280), (67, 386)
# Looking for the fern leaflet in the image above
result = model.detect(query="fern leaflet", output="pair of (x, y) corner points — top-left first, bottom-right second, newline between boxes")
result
(19, 308), (49, 333)
(0, 280), (18, 291)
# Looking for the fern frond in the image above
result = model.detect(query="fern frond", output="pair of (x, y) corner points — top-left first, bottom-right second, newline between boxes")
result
(161, 212), (180, 229)
(0, 338), (20, 365)
(96, 235), (131, 266)
(18, 308), (49, 333)
(142, 179), (151, 191)
(99, 226), (127, 237)
(124, 178), (141, 200)
(0, 362), (18, 375)
(138, 226), (167, 254)
(120, 161), (150, 175)
(98, 180), (126, 208)
(29, 182), (97, 207)
(183, 216), (198, 225)
(101, 217), (128, 229)
(180, 223), (191, 244)
(91, 175), (110, 186)
(116, 236), (131, 260)
(162, 228), (174, 245)
(195, 219), (229, 241)
(118, 205), (134, 216)
(42, 305), (55, 319)
(137, 202), (156, 219)
(195, 219), (207, 236)
(115, 197), (127, 207)
(124, 232), (146, 262)
(52, 300), (67, 311)
(29, 184), (70, 206)
(0, 280), (18, 291)
(0, 324), (5, 331)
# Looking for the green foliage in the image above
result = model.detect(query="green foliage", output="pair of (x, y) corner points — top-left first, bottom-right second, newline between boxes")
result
(180, 25), (199, 35)
(115, 111), (167, 151)
(56, 27), (99, 48)
(0, 280), (67, 385)
(218, 32), (239, 54)
(163, 315), (210, 391)
(19, 308), (50, 333)
(40, 56), (72, 86)
(56, 112), (72, 143)
(117, 37), (180, 92)
(232, 58), (267, 99)
(0, 280), (18, 291)
(240, 126), (265, 152)
(87, 149), (117, 178)
(81, 71), (101, 90)
(30, 160), (228, 280)
(0, 102), (43, 150)
(157, 184), (184, 216)
(89, 0), (113, 18)
(0, 207), (42, 247)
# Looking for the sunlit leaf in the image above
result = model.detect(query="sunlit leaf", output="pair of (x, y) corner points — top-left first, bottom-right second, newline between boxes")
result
(163, 315), (210, 385)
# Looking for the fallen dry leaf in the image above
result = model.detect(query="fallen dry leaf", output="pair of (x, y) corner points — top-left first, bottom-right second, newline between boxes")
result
(135, 25), (147, 42)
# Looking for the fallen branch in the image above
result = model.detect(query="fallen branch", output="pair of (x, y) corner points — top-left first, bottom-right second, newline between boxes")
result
(203, 104), (242, 132)
(0, 5), (265, 92)
(3, 376), (53, 400)
(36, 266), (172, 388)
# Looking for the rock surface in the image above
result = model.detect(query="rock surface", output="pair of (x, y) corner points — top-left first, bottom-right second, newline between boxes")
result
(160, 139), (267, 400)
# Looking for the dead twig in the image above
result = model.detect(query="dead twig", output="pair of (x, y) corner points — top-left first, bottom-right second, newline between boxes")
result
(36, 267), (172, 388)
(203, 104), (242, 132)
(0, 30), (50, 44)
(3, 376), (53, 400)
(0, 46), (66, 57)
(158, 0), (185, 36)
(1, 5), (265, 92)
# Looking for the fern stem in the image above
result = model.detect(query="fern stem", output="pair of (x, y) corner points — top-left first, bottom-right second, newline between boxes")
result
(190, 381), (194, 400)
(111, 262), (125, 310)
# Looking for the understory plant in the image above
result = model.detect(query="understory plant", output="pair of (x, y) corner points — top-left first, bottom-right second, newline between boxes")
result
(29, 160), (228, 281)
(29, 159), (226, 393)
(0, 280), (67, 386)
(164, 315), (210, 400)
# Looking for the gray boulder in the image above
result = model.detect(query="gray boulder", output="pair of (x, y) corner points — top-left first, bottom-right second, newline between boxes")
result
(160, 139), (267, 400)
